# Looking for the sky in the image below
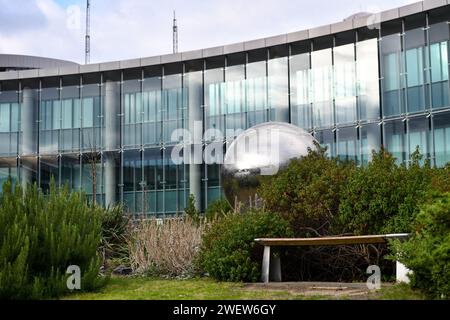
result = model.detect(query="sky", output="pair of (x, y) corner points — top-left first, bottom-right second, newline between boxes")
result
(0, 0), (419, 64)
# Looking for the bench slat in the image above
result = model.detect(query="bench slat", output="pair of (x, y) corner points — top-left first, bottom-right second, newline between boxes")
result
(255, 235), (391, 246)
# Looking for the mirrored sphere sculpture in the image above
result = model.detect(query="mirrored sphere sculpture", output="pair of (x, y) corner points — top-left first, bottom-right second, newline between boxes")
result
(221, 122), (318, 211)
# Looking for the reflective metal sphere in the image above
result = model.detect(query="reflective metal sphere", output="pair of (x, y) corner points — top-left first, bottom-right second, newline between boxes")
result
(222, 122), (318, 211)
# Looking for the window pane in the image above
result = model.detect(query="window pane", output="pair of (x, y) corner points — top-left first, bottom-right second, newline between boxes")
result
(334, 44), (356, 124)
(311, 49), (334, 127)
(290, 53), (311, 130)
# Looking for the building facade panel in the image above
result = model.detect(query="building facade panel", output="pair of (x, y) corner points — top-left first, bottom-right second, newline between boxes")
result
(0, 3), (449, 216)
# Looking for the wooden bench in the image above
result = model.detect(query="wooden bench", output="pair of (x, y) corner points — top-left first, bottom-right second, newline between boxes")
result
(255, 234), (410, 283)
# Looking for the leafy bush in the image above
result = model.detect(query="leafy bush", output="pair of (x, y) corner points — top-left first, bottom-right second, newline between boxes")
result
(339, 149), (435, 235)
(198, 210), (292, 282)
(129, 217), (206, 277)
(391, 192), (450, 299)
(205, 198), (232, 220)
(258, 146), (354, 237)
(185, 194), (201, 223)
(100, 205), (131, 270)
(0, 180), (107, 300)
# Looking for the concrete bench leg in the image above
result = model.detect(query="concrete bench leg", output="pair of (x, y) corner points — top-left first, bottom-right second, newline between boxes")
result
(262, 246), (271, 283)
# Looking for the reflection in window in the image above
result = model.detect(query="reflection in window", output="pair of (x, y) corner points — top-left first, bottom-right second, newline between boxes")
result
(429, 33), (449, 109)
(405, 28), (426, 113)
(384, 120), (406, 165)
(381, 34), (403, 117)
(290, 53), (311, 130)
(334, 44), (356, 124)
(357, 39), (380, 121)
(433, 112), (450, 167)
(337, 126), (358, 163)
(361, 123), (381, 165)
(268, 56), (289, 122)
(315, 129), (335, 158)
(408, 117), (431, 164)
(311, 49), (334, 128)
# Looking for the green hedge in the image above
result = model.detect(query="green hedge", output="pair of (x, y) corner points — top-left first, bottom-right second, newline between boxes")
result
(391, 192), (450, 299)
(198, 210), (292, 282)
(0, 180), (107, 300)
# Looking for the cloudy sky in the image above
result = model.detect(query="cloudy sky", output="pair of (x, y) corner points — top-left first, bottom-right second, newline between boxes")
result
(0, 0), (418, 64)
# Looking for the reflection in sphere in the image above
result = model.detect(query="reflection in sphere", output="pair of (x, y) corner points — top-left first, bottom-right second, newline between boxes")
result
(221, 122), (318, 211)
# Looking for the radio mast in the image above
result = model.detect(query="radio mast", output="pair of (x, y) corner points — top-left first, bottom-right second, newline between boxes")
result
(173, 11), (178, 54)
(85, 0), (91, 64)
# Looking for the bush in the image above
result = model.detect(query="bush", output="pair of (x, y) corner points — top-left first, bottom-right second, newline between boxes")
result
(0, 180), (107, 300)
(258, 146), (354, 237)
(339, 149), (435, 235)
(129, 217), (206, 277)
(205, 198), (232, 220)
(391, 192), (450, 299)
(198, 210), (292, 282)
(100, 205), (131, 270)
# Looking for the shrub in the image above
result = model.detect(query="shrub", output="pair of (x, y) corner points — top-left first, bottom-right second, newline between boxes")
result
(185, 194), (201, 223)
(0, 180), (107, 300)
(198, 210), (292, 282)
(100, 205), (131, 270)
(391, 192), (450, 299)
(258, 146), (354, 237)
(128, 217), (206, 277)
(339, 149), (435, 235)
(205, 198), (232, 220)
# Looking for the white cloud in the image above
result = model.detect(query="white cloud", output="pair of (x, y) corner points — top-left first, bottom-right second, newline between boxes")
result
(0, 0), (419, 64)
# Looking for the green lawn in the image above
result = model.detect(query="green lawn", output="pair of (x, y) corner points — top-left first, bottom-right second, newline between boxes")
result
(64, 277), (426, 300)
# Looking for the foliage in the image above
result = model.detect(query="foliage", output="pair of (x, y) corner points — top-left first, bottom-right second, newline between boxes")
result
(205, 198), (233, 220)
(391, 192), (450, 299)
(0, 179), (107, 300)
(129, 217), (206, 277)
(185, 194), (201, 223)
(258, 145), (355, 237)
(339, 148), (435, 235)
(198, 210), (292, 282)
(100, 205), (131, 270)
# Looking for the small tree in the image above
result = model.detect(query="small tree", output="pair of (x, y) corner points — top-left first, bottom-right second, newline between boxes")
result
(185, 194), (200, 223)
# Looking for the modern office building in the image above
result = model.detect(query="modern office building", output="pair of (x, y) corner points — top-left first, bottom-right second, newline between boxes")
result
(0, 1), (449, 216)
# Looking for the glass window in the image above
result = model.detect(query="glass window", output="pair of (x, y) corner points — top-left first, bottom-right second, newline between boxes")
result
(433, 112), (450, 167)
(311, 48), (334, 128)
(205, 66), (224, 133)
(381, 34), (403, 117)
(268, 55), (289, 122)
(337, 126), (359, 163)
(357, 39), (380, 121)
(361, 123), (381, 165)
(315, 129), (335, 157)
(123, 150), (142, 214)
(429, 22), (449, 110)
(246, 59), (267, 128)
(408, 116), (431, 164)
(40, 156), (59, 192)
(61, 154), (80, 191)
(0, 103), (10, 132)
(225, 53), (246, 137)
(143, 67), (162, 147)
(290, 52), (311, 130)
(334, 44), (356, 125)
(404, 28), (427, 113)
(384, 120), (406, 165)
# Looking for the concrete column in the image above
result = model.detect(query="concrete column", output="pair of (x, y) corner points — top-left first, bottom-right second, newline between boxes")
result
(104, 153), (116, 207)
(188, 73), (202, 211)
(22, 88), (37, 156)
(21, 88), (37, 188)
(104, 80), (120, 207)
(104, 80), (120, 151)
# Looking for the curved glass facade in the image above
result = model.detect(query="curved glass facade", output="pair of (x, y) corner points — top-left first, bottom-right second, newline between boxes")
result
(1, 5), (450, 216)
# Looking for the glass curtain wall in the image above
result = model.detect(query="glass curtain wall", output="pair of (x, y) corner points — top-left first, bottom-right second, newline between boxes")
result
(0, 81), (19, 157)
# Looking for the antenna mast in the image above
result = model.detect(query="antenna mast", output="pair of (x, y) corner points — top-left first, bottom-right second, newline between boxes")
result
(85, 0), (91, 64)
(173, 11), (178, 54)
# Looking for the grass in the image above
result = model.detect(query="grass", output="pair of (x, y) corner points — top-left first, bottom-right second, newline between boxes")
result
(64, 277), (426, 300)
(371, 283), (427, 300)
